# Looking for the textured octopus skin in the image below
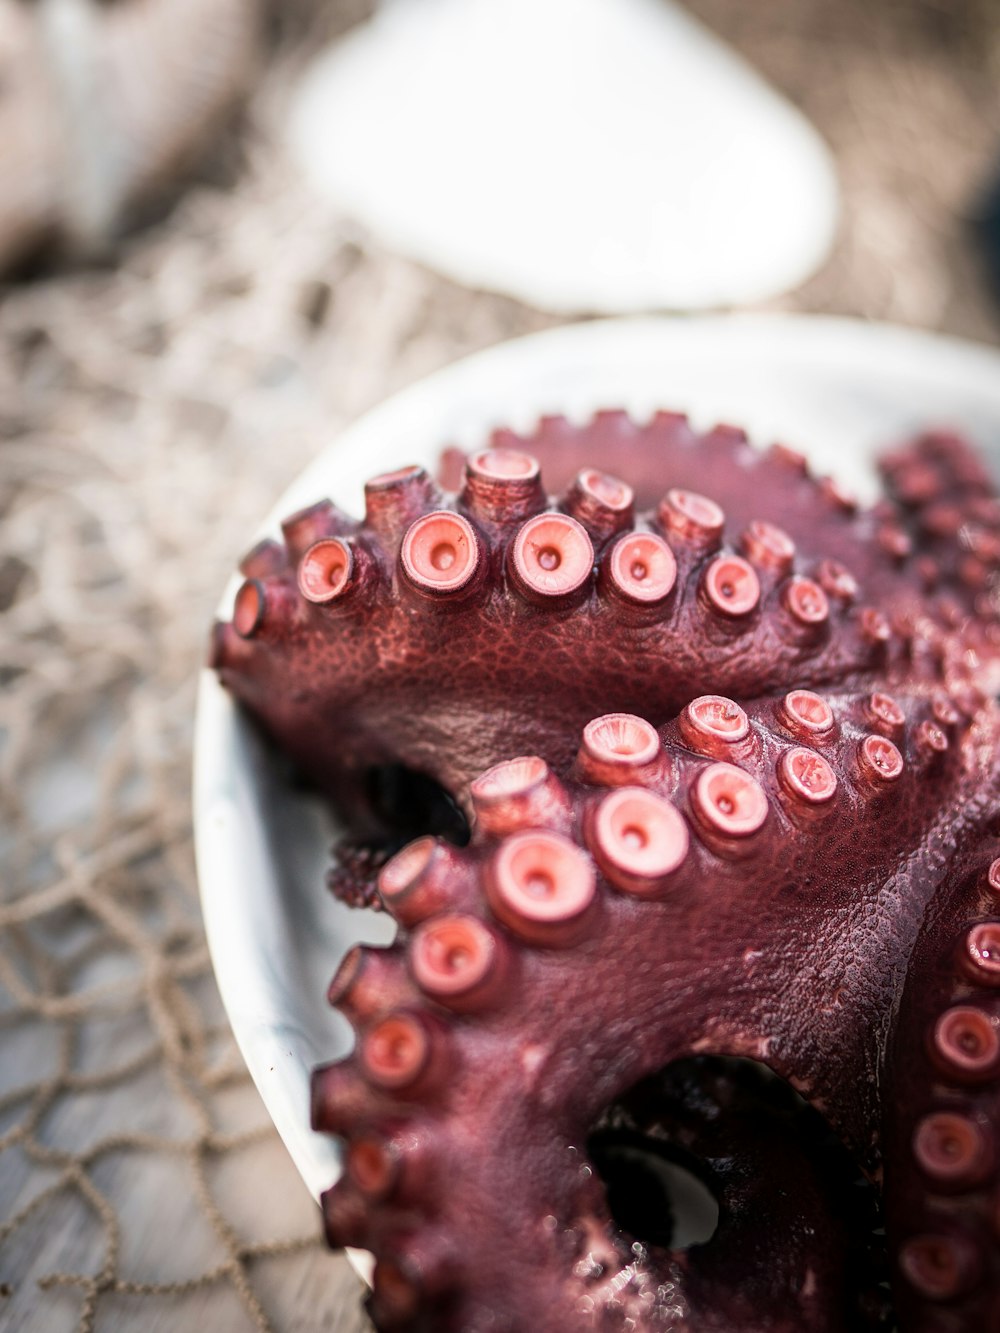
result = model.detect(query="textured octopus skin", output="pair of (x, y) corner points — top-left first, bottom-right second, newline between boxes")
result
(209, 414), (1000, 1331)
(311, 696), (996, 1331)
(211, 414), (999, 836)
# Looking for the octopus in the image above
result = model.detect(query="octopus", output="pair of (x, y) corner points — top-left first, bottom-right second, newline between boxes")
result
(211, 412), (1000, 1332)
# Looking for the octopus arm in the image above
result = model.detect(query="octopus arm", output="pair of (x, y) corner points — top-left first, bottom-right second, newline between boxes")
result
(882, 846), (1000, 1329)
(210, 415), (1000, 1333)
(212, 420), (992, 836)
(879, 429), (1000, 609)
(311, 692), (980, 1331)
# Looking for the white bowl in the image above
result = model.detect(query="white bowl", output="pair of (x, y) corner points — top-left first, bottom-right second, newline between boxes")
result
(193, 313), (1000, 1269)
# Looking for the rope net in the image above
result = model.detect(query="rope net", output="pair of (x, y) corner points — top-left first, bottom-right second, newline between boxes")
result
(0, 3), (997, 1330)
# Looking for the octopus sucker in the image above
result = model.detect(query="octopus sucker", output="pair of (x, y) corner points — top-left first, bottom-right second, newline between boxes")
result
(305, 691), (988, 1331)
(882, 852), (1000, 1329)
(212, 414), (995, 845)
(212, 411), (1000, 1331)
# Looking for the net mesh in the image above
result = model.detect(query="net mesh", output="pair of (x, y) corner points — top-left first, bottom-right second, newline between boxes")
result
(0, 2), (998, 1330)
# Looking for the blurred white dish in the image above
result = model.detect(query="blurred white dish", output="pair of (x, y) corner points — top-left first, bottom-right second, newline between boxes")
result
(193, 313), (1000, 1275)
(286, 0), (838, 314)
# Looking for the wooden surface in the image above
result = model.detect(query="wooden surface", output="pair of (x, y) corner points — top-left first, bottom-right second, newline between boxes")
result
(0, 970), (373, 1333)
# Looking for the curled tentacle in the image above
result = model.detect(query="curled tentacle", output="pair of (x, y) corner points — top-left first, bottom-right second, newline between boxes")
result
(212, 415), (999, 843)
(211, 412), (1000, 1331)
(310, 691), (993, 1330)
(883, 847), (1000, 1330)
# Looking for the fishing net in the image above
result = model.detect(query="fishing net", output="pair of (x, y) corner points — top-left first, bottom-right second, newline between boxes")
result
(0, 2), (997, 1330)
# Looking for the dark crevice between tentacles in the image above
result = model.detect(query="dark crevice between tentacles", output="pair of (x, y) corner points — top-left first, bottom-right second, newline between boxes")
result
(327, 764), (471, 910)
(243, 707), (472, 910)
(587, 1056), (895, 1331)
(588, 1126), (719, 1251)
(363, 763), (471, 849)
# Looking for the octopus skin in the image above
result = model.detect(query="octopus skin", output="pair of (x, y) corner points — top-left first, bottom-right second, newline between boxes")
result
(210, 413), (1000, 1331)
(211, 415), (998, 836)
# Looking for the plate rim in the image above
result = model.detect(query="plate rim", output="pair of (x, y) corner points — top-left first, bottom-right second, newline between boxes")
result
(193, 311), (1000, 1265)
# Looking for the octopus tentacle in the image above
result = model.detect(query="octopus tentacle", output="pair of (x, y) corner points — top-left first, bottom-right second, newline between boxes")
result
(211, 416), (996, 844)
(438, 414), (915, 602)
(879, 429), (1000, 597)
(878, 431), (1000, 691)
(211, 414), (1000, 1331)
(444, 414), (1000, 645)
(310, 687), (992, 1330)
(883, 847), (1000, 1330)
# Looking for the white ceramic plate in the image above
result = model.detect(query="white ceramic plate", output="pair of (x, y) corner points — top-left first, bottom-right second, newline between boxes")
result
(193, 314), (1000, 1265)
